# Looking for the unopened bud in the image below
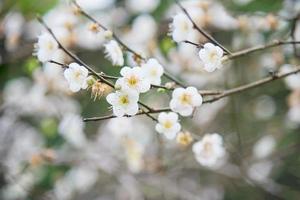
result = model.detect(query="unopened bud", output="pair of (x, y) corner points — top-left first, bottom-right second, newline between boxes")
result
(165, 82), (176, 89)
(86, 76), (96, 87)
(104, 30), (113, 40)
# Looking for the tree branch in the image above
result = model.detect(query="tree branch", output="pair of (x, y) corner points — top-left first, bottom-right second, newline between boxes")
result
(175, 0), (231, 55)
(225, 40), (300, 61)
(84, 66), (300, 122)
(73, 1), (187, 87)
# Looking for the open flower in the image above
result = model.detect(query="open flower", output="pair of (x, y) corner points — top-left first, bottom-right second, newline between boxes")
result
(104, 40), (124, 66)
(141, 58), (164, 85)
(116, 67), (151, 93)
(106, 90), (139, 117)
(198, 43), (224, 72)
(155, 112), (181, 140)
(34, 32), (59, 62)
(171, 13), (194, 42)
(170, 87), (203, 116)
(64, 63), (89, 92)
(192, 133), (226, 168)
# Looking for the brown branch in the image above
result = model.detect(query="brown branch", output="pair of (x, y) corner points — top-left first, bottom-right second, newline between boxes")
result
(175, 0), (231, 55)
(225, 40), (300, 60)
(73, 1), (187, 87)
(204, 66), (300, 103)
(84, 66), (300, 122)
(37, 16), (115, 88)
(38, 17), (156, 113)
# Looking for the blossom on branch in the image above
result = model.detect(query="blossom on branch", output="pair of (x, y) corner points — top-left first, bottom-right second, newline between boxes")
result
(64, 63), (89, 92)
(170, 87), (203, 116)
(104, 40), (124, 66)
(199, 43), (224, 72)
(171, 13), (194, 42)
(155, 112), (181, 140)
(106, 90), (139, 117)
(141, 58), (164, 85)
(34, 32), (59, 62)
(116, 67), (151, 93)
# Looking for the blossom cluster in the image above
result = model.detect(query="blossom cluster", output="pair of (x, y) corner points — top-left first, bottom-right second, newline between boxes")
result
(3, 0), (300, 198)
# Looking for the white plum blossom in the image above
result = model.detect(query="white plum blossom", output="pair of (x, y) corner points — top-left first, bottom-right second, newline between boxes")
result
(199, 43), (224, 72)
(106, 90), (139, 117)
(104, 40), (124, 66)
(141, 58), (164, 85)
(116, 67), (151, 93)
(76, 0), (115, 11)
(171, 13), (194, 42)
(192, 133), (226, 168)
(34, 32), (58, 62)
(64, 63), (89, 92)
(155, 112), (181, 140)
(127, 0), (160, 13)
(170, 87), (203, 116)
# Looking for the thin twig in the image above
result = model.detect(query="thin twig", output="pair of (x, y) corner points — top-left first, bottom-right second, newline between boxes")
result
(73, 1), (187, 87)
(175, 0), (231, 55)
(204, 66), (300, 103)
(225, 40), (300, 60)
(38, 17), (155, 113)
(37, 16), (115, 88)
(84, 66), (300, 122)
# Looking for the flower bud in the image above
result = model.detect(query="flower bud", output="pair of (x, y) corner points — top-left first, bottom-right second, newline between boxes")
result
(104, 30), (113, 40)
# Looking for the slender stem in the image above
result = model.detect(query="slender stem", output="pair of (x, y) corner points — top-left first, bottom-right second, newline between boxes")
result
(84, 66), (300, 122)
(38, 17), (155, 113)
(73, 1), (186, 87)
(226, 40), (300, 60)
(37, 16), (115, 88)
(175, 0), (231, 55)
(204, 66), (300, 103)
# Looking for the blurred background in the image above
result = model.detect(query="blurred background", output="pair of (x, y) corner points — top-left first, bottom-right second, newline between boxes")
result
(1, 0), (300, 199)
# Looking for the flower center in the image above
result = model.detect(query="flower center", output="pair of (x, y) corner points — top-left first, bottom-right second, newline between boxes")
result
(47, 42), (54, 50)
(208, 51), (218, 62)
(180, 21), (189, 32)
(163, 120), (173, 129)
(119, 95), (129, 105)
(127, 75), (138, 86)
(150, 68), (157, 76)
(203, 142), (213, 155)
(180, 93), (192, 105)
(74, 71), (82, 79)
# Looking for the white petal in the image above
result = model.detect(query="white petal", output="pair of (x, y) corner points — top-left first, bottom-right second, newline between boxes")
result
(126, 103), (139, 116)
(168, 112), (178, 122)
(164, 131), (177, 140)
(106, 93), (116, 105)
(120, 66), (132, 77)
(113, 106), (125, 117)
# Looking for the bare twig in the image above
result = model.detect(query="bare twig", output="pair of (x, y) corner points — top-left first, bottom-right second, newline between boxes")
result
(175, 0), (231, 55)
(225, 40), (300, 60)
(204, 66), (300, 103)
